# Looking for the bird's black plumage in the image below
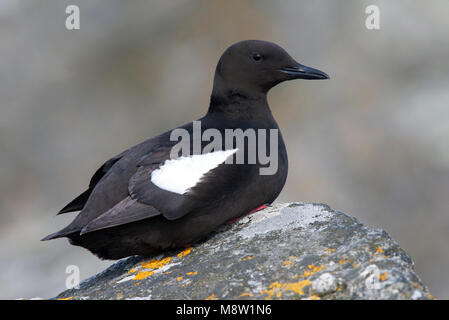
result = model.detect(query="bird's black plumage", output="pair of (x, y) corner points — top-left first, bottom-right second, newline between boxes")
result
(42, 40), (329, 259)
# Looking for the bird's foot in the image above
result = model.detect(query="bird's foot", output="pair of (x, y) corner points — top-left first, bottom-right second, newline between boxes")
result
(226, 204), (269, 224)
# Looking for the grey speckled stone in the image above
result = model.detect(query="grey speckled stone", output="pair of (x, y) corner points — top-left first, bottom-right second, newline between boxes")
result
(54, 203), (433, 300)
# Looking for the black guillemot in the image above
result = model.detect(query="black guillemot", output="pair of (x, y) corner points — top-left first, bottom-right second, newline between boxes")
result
(42, 40), (329, 260)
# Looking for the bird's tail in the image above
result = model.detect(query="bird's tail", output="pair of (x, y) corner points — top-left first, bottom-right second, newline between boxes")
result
(41, 226), (80, 241)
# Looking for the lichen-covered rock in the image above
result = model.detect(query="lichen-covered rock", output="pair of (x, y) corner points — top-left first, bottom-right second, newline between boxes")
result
(54, 203), (433, 300)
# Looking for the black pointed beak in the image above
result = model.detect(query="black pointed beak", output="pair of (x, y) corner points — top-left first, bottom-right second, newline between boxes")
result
(280, 62), (330, 80)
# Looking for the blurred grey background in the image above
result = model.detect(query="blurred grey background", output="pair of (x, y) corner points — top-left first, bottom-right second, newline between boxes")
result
(1, 0), (448, 299)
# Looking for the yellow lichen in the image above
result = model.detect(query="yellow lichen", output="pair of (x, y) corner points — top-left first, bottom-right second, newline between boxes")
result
(260, 280), (311, 300)
(379, 272), (388, 281)
(338, 258), (349, 265)
(177, 276), (183, 281)
(178, 247), (192, 258)
(57, 296), (73, 300)
(186, 271), (198, 275)
(205, 294), (218, 300)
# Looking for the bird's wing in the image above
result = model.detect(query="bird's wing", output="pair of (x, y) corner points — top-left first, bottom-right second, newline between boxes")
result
(77, 144), (250, 235)
(78, 143), (178, 233)
(128, 143), (196, 221)
(42, 142), (164, 240)
(80, 196), (161, 234)
(56, 150), (128, 215)
(75, 142), (194, 235)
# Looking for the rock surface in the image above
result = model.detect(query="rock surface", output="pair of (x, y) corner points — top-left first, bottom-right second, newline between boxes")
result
(55, 203), (433, 300)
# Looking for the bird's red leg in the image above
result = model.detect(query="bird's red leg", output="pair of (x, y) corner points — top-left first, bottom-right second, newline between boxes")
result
(248, 204), (269, 214)
(182, 204), (270, 246)
(226, 204), (269, 224)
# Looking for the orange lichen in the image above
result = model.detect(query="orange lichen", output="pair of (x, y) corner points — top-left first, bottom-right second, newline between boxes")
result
(132, 256), (172, 280)
(177, 247), (192, 258)
(141, 257), (172, 269)
(205, 294), (218, 300)
(379, 272), (388, 281)
(308, 294), (320, 300)
(415, 282), (436, 300)
(177, 276), (183, 281)
(57, 296), (73, 300)
(375, 246), (384, 254)
(322, 248), (336, 257)
(133, 270), (155, 280)
(239, 292), (254, 297)
(372, 247), (388, 260)
(338, 258), (350, 265)
(186, 271), (198, 275)
(292, 264), (325, 279)
(241, 256), (254, 261)
(282, 256), (297, 266)
(130, 248), (192, 281)
(304, 264), (324, 276)
(308, 264), (324, 272)
(260, 280), (311, 300)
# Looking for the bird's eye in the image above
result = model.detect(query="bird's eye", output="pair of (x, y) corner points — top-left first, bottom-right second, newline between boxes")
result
(251, 53), (263, 62)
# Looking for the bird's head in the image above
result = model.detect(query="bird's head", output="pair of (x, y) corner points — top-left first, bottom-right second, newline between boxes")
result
(213, 40), (329, 94)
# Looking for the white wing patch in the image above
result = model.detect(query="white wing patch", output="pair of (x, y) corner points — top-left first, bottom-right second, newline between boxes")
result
(150, 149), (238, 194)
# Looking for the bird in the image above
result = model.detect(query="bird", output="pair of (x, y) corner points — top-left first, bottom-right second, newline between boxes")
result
(42, 40), (329, 260)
